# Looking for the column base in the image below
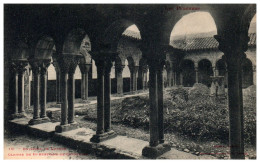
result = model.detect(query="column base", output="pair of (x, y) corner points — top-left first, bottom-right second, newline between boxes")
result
(55, 122), (78, 133)
(142, 143), (171, 159)
(10, 112), (27, 120)
(90, 130), (117, 143)
(28, 117), (51, 125)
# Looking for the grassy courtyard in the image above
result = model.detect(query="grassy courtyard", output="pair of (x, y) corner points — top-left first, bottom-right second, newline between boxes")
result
(46, 84), (256, 159)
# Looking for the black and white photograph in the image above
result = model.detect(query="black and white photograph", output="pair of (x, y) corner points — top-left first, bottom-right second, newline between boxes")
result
(2, 2), (257, 160)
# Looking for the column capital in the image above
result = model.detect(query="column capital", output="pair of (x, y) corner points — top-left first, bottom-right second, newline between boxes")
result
(129, 65), (139, 73)
(79, 63), (91, 74)
(115, 64), (125, 73)
(252, 65), (256, 72)
(12, 60), (28, 74)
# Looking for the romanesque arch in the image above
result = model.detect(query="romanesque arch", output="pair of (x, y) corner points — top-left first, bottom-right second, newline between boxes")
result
(180, 59), (195, 87)
(198, 59), (213, 87)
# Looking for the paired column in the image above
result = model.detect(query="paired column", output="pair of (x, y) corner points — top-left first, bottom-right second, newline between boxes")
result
(166, 68), (173, 87)
(142, 65), (148, 90)
(215, 34), (248, 159)
(142, 58), (171, 158)
(115, 64), (125, 96)
(79, 64), (91, 100)
(9, 61), (28, 119)
(53, 60), (61, 104)
(29, 60), (51, 125)
(129, 65), (138, 93)
(90, 54), (116, 143)
(55, 56), (78, 132)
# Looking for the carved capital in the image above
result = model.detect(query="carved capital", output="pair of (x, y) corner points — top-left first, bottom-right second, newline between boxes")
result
(115, 65), (125, 73)
(79, 64), (91, 74)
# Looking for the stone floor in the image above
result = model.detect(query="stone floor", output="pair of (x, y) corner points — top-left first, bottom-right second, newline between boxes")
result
(8, 117), (215, 159)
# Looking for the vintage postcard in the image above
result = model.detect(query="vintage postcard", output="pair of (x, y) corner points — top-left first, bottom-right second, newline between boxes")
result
(3, 3), (257, 160)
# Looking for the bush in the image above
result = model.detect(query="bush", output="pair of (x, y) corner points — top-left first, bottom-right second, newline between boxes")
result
(113, 85), (256, 145)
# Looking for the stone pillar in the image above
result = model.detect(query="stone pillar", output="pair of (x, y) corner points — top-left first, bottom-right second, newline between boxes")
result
(115, 65), (124, 96)
(142, 56), (170, 158)
(29, 60), (51, 125)
(17, 63), (27, 115)
(253, 65), (256, 85)
(195, 65), (199, 83)
(166, 68), (172, 87)
(68, 64), (77, 124)
(79, 64), (91, 100)
(129, 65), (138, 93)
(104, 61), (112, 132)
(90, 53), (116, 143)
(157, 64), (164, 143)
(53, 61), (61, 104)
(29, 61), (40, 124)
(24, 66), (31, 111)
(9, 61), (28, 119)
(142, 65), (148, 90)
(55, 57), (78, 132)
(9, 63), (18, 118)
(215, 34), (248, 159)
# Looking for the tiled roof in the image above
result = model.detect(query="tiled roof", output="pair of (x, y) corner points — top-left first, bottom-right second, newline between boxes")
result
(122, 30), (256, 51)
(170, 33), (256, 51)
(122, 30), (141, 40)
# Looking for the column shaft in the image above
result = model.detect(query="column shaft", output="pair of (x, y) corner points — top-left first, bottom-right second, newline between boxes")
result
(33, 70), (40, 119)
(157, 68), (164, 143)
(56, 71), (61, 103)
(14, 72), (19, 114)
(85, 72), (89, 99)
(96, 65), (105, 134)
(18, 71), (25, 113)
(40, 70), (47, 118)
(116, 69), (123, 95)
(81, 73), (86, 99)
(104, 70), (111, 132)
(227, 59), (245, 159)
(68, 72), (75, 123)
(195, 68), (199, 83)
(149, 66), (159, 146)
(60, 72), (68, 125)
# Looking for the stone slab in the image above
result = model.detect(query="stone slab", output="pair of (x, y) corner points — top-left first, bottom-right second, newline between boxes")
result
(28, 122), (59, 138)
(101, 136), (148, 156)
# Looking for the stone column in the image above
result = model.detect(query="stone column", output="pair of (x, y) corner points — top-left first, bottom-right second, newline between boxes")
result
(17, 62), (27, 115)
(9, 61), (28, 119)
(53, 61), (61, 104)
(9, 63), (18, 118)
(55, 57), (78, 132)
(39, 61), (50, 121)
(115, 65), (124, 96)
(90, 52), (116, 143)
(180, 72), (183, 86)
(253, 65), (256, 85)
(195, 63), (199, 83)
(24, 66), (31, 111)
(68, 64), (77, 124)
(142, 65), (148, 90)
(104, 61), (113, 132)
(166, 69), (173, 87)
(29, 61), (40, 124)
(212, 66), (217, 77)
(157, 64), (164, 143)
(129, 65), (138, 93)
(215, 34), (248, 159)
(79, 64), (91, 100)
(142, 56), (170, 158)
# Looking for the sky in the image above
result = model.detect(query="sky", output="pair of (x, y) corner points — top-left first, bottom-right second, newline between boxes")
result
(124, 12), (256, 36)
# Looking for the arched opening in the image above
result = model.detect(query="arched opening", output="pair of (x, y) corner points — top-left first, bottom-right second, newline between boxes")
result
(180, 59), (195, 87)
(198, 59), (213, 87)
(242, 58), (253, 88)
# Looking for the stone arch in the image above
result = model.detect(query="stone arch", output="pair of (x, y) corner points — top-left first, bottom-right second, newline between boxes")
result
(12, 40), (30, 60)
(198, 59), (213, 87)
(242, 58), (253, 88)
(103, 19), (143, 51)
(162, 8), (218, 46)
(240, 4), (256, 34)
(180, 59), (195, 87)
(62, 28), (89, 55)
(34, 36), (56, 60)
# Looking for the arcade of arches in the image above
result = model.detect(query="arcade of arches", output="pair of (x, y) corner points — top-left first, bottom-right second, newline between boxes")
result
(4, 4), (256, 159)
